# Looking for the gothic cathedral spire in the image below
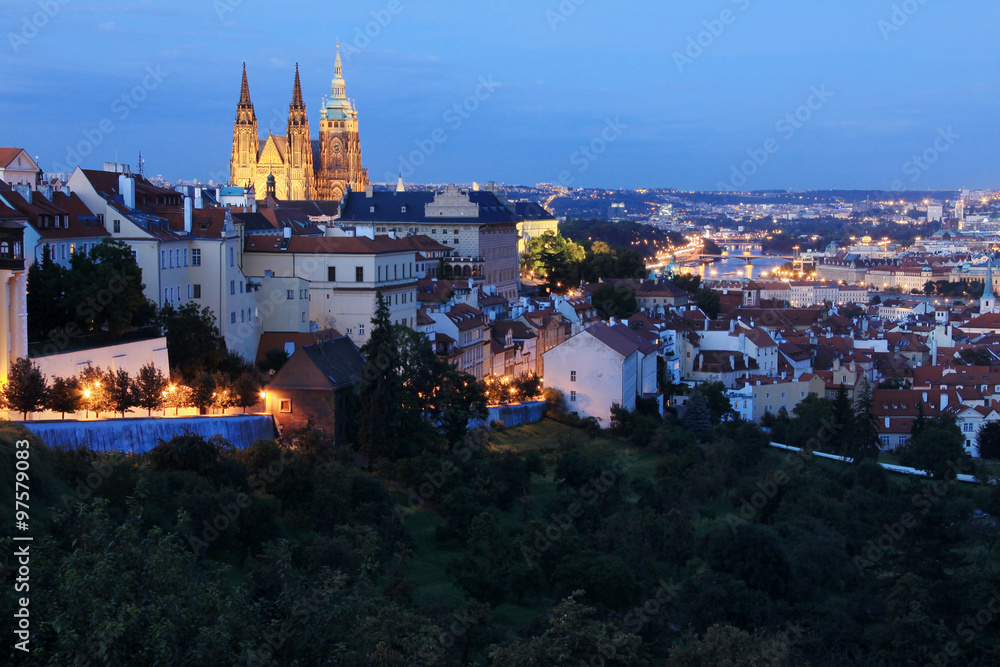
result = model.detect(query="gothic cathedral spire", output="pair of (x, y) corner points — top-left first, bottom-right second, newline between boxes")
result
(231, 62), (259, 189)
(286, 63), (314, 199)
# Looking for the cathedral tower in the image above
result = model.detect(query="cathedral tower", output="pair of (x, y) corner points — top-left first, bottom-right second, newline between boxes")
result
(230, 63), (260, 189)
(317, 45), (369, 201)
(285, 64), (315, 200)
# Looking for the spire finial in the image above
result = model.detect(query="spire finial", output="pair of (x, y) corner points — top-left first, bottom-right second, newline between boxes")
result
(239, 62), (252, 105)
(291, 62), (304, 107)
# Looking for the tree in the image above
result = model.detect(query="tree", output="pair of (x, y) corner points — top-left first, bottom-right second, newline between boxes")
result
(64, 239), (156, 335)
(358, 293), (408, 459)
(849, 377), (881, 463)
(158, 302), (228, 380)
(105, 367), (137, 418)
(134, 362), (168, 416)
(682, 391), (712, 437)
(78, 365), (112, 418)
(258, 348), (289, 374)
(699, 382), (734, 424)
(523, 231), (585, 292)
(2, 357), (48, 419)
(232, 371), (262, 413)
(449, 512), (521, 605)
(694, 288), (721, 319)
(831, 384), (854, 455)
(911, 401), (927, 441)
(26, 244), (68, 341)
(190, 372), (216, 414)
(672, 273), (702, 294)
(667, 624), (795, 667)
(899, 415), (968, 479)
(487, 594), (646, 666)
(977, 421), (1000, 460)
(592, 283), (637, 320)
(47, 375), (80, 419)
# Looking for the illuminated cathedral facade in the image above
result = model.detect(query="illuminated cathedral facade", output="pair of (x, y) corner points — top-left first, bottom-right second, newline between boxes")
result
(229, 48), (369, 201)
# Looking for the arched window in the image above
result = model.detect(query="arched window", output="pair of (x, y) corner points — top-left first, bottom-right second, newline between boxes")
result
(0, 242), (8, 257)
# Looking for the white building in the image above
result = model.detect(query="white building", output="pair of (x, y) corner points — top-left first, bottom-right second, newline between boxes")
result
(543, 322), (659, 425)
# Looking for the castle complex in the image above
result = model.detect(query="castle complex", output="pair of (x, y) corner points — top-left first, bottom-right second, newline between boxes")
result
(229, 47), (369, 201)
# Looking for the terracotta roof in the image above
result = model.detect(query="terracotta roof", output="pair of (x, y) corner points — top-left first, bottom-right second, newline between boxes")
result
(256, 329), (343, 363)
(0, 148), (29, 169)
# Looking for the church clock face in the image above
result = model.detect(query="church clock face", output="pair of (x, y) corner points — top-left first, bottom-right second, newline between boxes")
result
(332, 141), (342, 154)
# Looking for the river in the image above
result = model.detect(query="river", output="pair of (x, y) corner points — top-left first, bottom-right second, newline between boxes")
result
(685, 255), (790, 282)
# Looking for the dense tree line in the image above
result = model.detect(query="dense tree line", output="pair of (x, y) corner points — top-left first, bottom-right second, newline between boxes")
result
(560, 217), (685, 259)
(0, 357), (262, 420)
(522, 231), (647, 293)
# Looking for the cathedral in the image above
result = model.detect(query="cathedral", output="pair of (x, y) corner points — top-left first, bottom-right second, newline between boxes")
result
(229, 48), (369, 201)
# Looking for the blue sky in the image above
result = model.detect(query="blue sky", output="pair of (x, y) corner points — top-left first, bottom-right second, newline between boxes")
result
(2, 0), (998, 191)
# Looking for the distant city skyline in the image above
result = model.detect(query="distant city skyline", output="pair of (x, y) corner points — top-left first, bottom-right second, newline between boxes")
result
(3, 0), (1000, 192)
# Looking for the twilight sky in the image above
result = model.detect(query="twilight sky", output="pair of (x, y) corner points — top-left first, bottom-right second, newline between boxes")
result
(2, 0), (998, 192)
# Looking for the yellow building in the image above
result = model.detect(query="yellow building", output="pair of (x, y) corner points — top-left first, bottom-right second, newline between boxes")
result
(230, 48), (369, 202)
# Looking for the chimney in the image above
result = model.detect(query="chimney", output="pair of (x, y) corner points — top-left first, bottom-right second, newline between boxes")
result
(13, 184), (31, 204)
(729, 354), (735, 369)
(60, 185), (71, 197)
(194, 187), (204, 209)
(922, 391), (928, 402)
(38, 185), (54, 202)
(365, 184), (374, 198)
(119, 174), (135, 209)
(283, 226), (292, 239)
(698, 354), (704, 371)
(183, 196), (193, 233)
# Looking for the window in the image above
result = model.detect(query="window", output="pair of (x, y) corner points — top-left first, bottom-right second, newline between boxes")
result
(230, 280), (235, 295)
(240, 282), (244, 294)
(570, 391), (577, 402)
(328, 266), (336, 282)
(279, 399), (292, 413)
(229, 247), (235, 267)
(231, 312), (236, 324)
(113, 220), (121, 233)
(355, 266), (364, 282)
(193, 284), (201, 299)
(570, 371), (577, 382)
(161, 250), (166, 269)
(287, 290), (294, 300)
(191, 249), (201, 266)
(963, 423), (975, 433)
(780, 392), (786, 399)
(169, 250), (174, 268)
(359, 325), (365, 336)
(880, 435), (891, 446)
(240, 310), (245, 323)
(187, 285), (191, 299)
(183, 249), (188, 266)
